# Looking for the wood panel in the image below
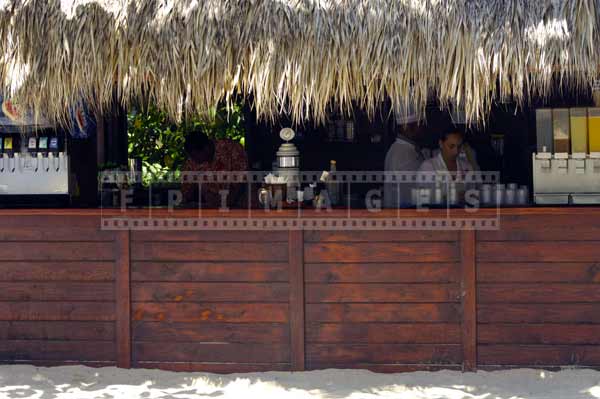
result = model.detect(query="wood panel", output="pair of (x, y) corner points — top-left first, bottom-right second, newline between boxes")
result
(478, 215), (600, 241)
(0, 321), (115, 341)
(305, 231), (458, 242)
(306, 304), (461, 323)
(0, 261), (114, 281)
(0, 282), (114, 301)
(478, 262), (600, 283)
(0, 242), (115, 261)
(460, 230), (477, 371)
(305, 263), (459, 283)
(132, 303), (289, 323)
(305, 242), (458, 263)
(0, 302), (115, 321)
(478, 304), (600, 324)
(306, 364), (463, 373)
(132, 283), (289, 302)
(132, 322), (289, 343)
(306, 284), (459, 303)
(115, 230), (131, 369)
(0, 341), (115, 361)
(0, 216), (104, 228)
(132, 242), (288, 262)
(0, 228), (114, 242)
(134, 342), (289, 363)
(479, 284), (600, 303)
(479, 324), (600, 345)
(477, 242), (600, 262)
(478, 345), (600, 366)
(288, 229), (305, 371)
(306, 323), (461, 344)
(134, 362), (291, 372)
(307, 344), (461, 364)
(132, 262), (289, 282)
(132, 231), (286, 242)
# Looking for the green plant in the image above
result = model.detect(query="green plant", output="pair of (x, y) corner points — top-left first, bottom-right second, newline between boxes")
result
(127, 101), (245, 185)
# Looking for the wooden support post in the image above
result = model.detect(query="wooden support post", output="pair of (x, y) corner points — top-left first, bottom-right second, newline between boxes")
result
(115, 230), (131, 368)
(289, 230), (305, 371)
(460, 230), (477, 371)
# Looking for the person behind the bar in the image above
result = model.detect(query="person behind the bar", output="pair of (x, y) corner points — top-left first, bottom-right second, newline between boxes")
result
(383, 110), (429, 208)
(181, 127), (248, 208)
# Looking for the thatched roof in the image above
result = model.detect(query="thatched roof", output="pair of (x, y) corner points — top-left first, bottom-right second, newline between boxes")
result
(0, 0), (598, 125)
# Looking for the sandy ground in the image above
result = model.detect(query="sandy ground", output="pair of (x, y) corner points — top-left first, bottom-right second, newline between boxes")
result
(1, 366), (600, 399)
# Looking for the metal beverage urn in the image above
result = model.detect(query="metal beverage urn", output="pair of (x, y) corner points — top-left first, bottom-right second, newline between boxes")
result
(273, 128), (300, 200)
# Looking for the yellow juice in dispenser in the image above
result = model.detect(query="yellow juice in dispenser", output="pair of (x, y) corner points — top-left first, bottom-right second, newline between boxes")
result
(588, 108), (600, 154)
(570, 108), (588, 155)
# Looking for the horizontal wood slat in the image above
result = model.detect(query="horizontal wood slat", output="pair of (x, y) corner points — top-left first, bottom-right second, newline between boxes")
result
(0, 228), (114, 242)
(305, 242), (458, 263)
(479, 324), (600, 345)
(0, 341), (115, 361)
(132, 303), (289, 323)
(132, 242), (288, 262)
(132, 283), (289, 302)
(0, 282), (114, 301)
(134, 342), (289, 363)
(478, 262), (600, 283)
(306, 323), (461, 344)
(132, 262), (289, 282)
(0, 243), (115, 261)
(132, 322), (289, 343)
(306, 284), (460, 303)
(478, 345), (600, 366)
(306, 263), (459, 283)
(307, 344), (462, 364)
(478, 242), (600, 262)
(305, 231), (458, 242)
(133, 362), (291, 372)
(306, 304), (461, 323)
(0, 302), (115, 321)
(0, 321), (115, 341)
(479, 284), (600, 303)
(478, 304), (600, 324)
(132, 231), (287, 242)
(478, 215), (600, 241)
(0, 262), (115, 282)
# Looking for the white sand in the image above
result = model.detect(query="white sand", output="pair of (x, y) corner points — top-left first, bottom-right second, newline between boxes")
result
(1, 366), (600, 399)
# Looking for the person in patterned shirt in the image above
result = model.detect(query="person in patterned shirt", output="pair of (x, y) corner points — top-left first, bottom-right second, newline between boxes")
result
(181, 129), (248, 208)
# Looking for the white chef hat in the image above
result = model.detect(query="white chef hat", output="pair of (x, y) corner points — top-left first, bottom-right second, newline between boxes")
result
(395, 103), (424, 125)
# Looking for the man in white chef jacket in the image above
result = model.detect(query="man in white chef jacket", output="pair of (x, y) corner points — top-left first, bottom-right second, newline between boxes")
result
(384, 112), (428, 208)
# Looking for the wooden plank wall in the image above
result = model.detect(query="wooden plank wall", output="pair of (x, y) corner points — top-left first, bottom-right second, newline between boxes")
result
(0, 216), (117, 366)
(477, 215), (600, 368)
(303, 231), (463, 372)
(130, 231), (292, 372)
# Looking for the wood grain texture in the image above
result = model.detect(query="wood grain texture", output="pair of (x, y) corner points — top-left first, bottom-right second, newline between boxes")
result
(0, 302), (115, 321)
(133, 362), (291, 372)
(460, 230), (477, 371)
(305, 242), (458, 263)
(132, 322), (289, 343)
(479, 284), (600, 303)
(479, 324), (600, 345)
(306, 323), (461, 344)
(306, 363), (463, 372)
(305, 231), (458, 242)
(0, 261), (115, 282)
(132, 282), (289, 302)
(115, 230), (131, 368)
(132, 303), (289, 323)
(305, 263), (460, 283)
(306, 303), (461, 323)
(478, 345), (600, 366)
(132, 262), (289, 282)
(0, 321), (115, 341)
(477, 262), (600, 283)
(134, 342), (290, 363)
(0, 282), (114, 301)
(307, 344), (461, 364)
(0, 341), (115, 361)
(288, 230), (305, 371)
(478, 215), (600, 241)
(306, 284), (460, 303)
(478, 304), (600, 324)
(0, 228), (114, 242)
(477, 242), (600, 262)
(0, 242), (115, 261)
(132, 231), (286, 242)
(132, 242), (288, 262)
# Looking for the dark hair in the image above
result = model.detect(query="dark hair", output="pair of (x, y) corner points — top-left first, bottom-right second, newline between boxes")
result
(184, 128), (212, 157)
(439, 126), (464, 142)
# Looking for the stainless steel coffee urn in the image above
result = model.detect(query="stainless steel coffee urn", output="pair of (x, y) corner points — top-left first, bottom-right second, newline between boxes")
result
(273, 128), (300, 199)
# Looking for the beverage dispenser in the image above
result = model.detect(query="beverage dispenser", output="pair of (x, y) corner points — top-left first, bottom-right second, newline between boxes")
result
(533, 108), (600, 204)
(0, 131), (69, 196)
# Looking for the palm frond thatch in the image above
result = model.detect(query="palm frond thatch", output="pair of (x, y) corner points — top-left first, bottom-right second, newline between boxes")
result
(0, 0), (598, 125)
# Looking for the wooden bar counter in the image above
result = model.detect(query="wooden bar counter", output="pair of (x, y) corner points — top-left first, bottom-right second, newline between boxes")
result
(1, 207), (600, 372)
